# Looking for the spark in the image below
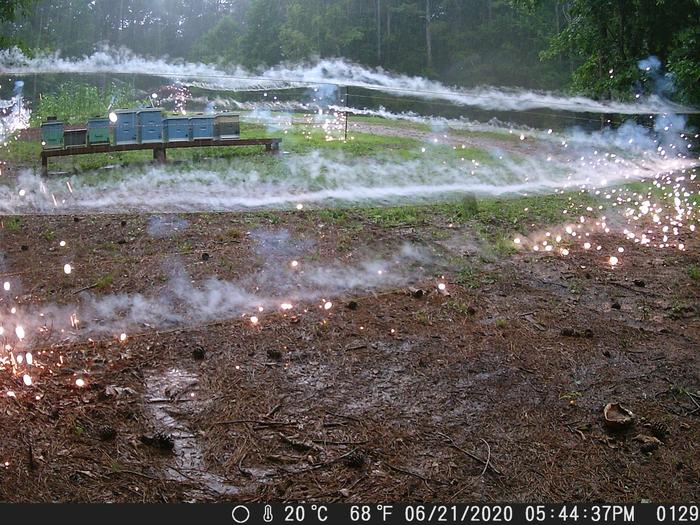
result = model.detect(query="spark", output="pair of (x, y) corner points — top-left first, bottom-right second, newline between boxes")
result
(609, 256), (619, 266)
(63, 263), (72, 274)
(15, 326), (25, 340)
(22, 374), (32, 386)
(250, 316), (259, 325)
(75, 378), (86, 387)
(119, 333), (127, 342)
(437, 283), (446, 291)
(3, 281), (9, 291)
(324, 301), (332, 310)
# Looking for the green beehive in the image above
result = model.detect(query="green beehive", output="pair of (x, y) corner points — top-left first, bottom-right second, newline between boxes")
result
(40, 119), (64, 149)
(87, 117), (111, 145)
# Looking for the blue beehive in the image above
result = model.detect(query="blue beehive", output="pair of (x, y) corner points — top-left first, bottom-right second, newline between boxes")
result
(114, 109), (138, 144)
(164, 116), (190, 142)
(190, 115), (215, 140)
(137, 108), (163, 143)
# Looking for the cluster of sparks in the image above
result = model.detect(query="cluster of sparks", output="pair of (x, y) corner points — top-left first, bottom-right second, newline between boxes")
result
(510, 126), (698, 266)
(0, 236), (96, 398)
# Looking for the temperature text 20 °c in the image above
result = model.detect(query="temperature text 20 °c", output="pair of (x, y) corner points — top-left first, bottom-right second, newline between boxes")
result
(284, 505), (329, 522)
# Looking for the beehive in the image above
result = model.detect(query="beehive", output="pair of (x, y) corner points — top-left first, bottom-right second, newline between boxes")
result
(137, 108), (163, 143)
(163, 116), (190, 142)
(190, 115), (215, 140)
(214, 113), (240, 139)
(87, 118), (111, 145)
(64, 128), (87, 148)
(40, 119), (64, 149)
(114, 109), (138, 145)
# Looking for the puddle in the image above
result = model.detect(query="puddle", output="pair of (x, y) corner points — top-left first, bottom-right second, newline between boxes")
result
(144, 367), (240, 498)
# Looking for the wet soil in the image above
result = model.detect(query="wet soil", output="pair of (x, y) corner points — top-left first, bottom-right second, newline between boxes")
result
(1, 205), (698, 503)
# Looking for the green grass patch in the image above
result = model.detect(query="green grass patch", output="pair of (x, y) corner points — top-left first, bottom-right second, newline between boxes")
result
(3, 216), (22, 231)
(95, 273), (115, 290)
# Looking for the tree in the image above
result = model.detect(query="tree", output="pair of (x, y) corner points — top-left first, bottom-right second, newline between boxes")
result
(518, 0), (700, 103)
(0, 0), (34, 23)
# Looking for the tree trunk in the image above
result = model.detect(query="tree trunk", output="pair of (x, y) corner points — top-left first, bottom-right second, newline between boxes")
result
(376, 0), (381, 64)
(425, 0), (432, 71)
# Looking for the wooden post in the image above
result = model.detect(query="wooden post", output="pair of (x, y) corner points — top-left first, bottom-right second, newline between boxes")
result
(41, 153), (48, 176)
(344, 86), (349, 141)
(153, 146), (166, 163)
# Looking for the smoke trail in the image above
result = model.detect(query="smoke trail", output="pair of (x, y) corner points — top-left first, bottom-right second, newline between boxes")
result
(1, 47), (696, 115)
(0, 80), (30, 142)
(2, 242), (433, 343)
(1, 147), (693, 214)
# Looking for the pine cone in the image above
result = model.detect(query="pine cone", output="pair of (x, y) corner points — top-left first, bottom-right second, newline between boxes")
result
(650, 421), (669, 440)
(344, 451), (366, 468)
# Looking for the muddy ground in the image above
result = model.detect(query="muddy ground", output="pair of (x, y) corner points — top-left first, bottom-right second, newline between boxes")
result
(0, 195), (699, 503)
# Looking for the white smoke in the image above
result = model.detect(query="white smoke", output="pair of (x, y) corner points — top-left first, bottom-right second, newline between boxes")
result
(2, 241), (433, 343)
(1, 147), (693, 214)
(0, 80), (30, 143)
(1, 47), (696, 115)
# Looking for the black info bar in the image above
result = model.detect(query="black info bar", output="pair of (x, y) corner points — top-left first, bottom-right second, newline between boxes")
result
(0, 504), (697, 524)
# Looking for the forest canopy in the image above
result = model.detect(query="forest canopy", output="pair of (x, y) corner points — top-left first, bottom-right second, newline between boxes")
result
(2, 0), (699, 104)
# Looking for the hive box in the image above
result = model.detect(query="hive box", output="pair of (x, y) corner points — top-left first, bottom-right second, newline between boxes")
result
(137, 108), (163, 143)
(40, 119), (64, 149)
(64, 128), (87, 148)
(163, 116), (190, 142)
(114, 109), (138, 144)
(190, 115), (215, 140)
(87, 118), (111, 145)
(214, 113), (240, 139)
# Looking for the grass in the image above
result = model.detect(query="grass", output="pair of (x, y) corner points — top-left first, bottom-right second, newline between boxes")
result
(444, 299), (475, 317)
(688, 265), (700, 281)
(95, 273), (114, 290)
(455, 264), (497, 289)
(348, 114), (431, 132)
(3, 216), (22, 231)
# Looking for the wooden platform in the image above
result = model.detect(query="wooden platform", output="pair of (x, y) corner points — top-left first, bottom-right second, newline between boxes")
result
(40, 137), (282, 174)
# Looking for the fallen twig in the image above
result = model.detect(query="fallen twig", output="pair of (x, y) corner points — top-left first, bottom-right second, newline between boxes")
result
(212, 419), (297, 427)
(479, 439), (491, 478)
(437, 431), (501, 475)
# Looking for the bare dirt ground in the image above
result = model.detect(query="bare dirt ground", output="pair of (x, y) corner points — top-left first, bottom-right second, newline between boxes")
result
(1, 199), (699, 503)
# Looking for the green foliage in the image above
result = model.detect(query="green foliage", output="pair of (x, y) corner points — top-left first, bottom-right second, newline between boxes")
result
(4, 216), (22, 232)
(0, 0), (33, 23)
(532, 0), (700, 104)
(32, 82), (139, 125)
(668, 27), (700, 105)
(688, 265), (700, 281)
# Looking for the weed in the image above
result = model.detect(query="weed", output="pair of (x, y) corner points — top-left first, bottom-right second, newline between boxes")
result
(445, 300), (475, 317)
(414, 310), (430, 325)
(95, 273), (114, 290)
(4, 217), (22, 232)
(178, 241), (193, 254)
